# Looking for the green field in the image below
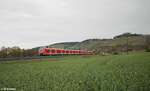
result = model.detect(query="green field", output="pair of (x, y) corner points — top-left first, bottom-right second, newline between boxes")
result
(0, 52), (150, 91)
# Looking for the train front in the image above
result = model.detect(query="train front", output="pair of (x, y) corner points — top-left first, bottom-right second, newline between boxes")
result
(38, 47), (45, 56)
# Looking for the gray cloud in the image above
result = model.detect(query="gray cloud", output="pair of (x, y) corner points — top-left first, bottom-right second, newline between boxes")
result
(0, 0), (150, 49)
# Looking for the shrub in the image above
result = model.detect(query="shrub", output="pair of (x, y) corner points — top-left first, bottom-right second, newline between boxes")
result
(145, 45), (150, 52)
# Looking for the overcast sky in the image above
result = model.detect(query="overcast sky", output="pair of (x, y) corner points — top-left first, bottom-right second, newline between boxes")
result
(0, 0), (150, 49)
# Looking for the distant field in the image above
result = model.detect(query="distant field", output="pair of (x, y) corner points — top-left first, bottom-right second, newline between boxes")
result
(0, 52), (150, 91)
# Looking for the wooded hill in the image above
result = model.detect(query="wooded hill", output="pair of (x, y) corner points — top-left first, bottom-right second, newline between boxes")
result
(47, 33), (150, 54)
(0, 33), (150, 58)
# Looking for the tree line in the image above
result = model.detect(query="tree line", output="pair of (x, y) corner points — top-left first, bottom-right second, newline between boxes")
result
(0, 46), (38, 58)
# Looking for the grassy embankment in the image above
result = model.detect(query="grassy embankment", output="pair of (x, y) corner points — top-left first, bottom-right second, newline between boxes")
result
(0, 52), (150, 91)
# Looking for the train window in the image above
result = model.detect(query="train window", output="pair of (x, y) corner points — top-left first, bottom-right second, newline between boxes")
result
(66, 51), (69, 53)
(57, 50), (60, 53)
(46, 49), (50, 52)
(52, 50), (55, 53)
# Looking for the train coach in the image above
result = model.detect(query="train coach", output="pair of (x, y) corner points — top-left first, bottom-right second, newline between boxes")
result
(39, 47), (93, 56)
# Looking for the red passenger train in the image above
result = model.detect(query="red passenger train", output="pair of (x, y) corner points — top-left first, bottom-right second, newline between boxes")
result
(39, 47), (93, 56)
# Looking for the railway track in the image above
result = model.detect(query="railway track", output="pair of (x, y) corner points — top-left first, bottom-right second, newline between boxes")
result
(0, 55), (91, 61)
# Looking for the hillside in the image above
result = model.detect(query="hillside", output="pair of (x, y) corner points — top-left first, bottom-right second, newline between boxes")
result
(1, 33), (149, 58)
(49, 42), (79, 49)
(69, 35), (146, 51)
(45, 33), (150, 53)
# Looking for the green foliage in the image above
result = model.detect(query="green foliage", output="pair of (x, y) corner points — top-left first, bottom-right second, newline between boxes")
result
(0, 46), (8, 58)
(0, 52), (150, 91)
(0, 46), (38, 58)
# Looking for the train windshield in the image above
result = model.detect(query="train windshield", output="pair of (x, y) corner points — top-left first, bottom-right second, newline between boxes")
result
(39, 48), (43, 52)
